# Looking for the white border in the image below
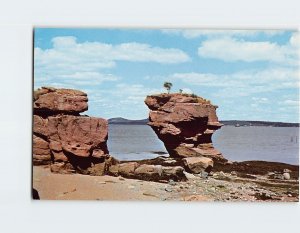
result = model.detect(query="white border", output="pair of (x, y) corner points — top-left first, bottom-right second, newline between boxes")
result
(0, 1), (299, 232)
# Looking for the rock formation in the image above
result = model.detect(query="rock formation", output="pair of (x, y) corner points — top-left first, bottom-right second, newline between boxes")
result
(33, 88), (223, 181)
(145, 93), (226, 173)
(33, 87), (186, 181)
(33, 87), (110, 174)
(33, 87), (88, 115)
(108, 162), (186, 181)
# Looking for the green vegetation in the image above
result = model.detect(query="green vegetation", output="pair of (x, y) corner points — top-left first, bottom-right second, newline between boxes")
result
(161, 82), (212, 104)
(163, 82), (173, 94)
(182, 93), (212, 104)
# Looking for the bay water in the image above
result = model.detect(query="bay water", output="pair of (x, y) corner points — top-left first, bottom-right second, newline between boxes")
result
(108, 124), (299, 165)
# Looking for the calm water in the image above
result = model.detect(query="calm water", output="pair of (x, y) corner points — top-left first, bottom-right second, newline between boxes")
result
(108, 125), (299, 165)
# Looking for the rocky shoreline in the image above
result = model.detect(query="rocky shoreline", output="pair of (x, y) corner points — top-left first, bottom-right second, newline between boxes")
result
(32, 87), (299, 201)
(33, 160), (299, 201)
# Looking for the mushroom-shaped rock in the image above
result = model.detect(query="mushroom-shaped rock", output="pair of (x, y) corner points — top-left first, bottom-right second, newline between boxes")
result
(145, 93), (226, 162)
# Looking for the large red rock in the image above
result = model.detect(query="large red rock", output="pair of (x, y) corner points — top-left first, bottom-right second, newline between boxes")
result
(145, 93), (225, 162)
(33, 87), (109, 174)
(33, 115), (109, 160)
(47, 115), (108, 158)
(34, 87), (88, 115)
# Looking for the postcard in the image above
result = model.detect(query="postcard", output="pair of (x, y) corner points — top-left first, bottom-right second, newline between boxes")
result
(33, 28), (299, 201)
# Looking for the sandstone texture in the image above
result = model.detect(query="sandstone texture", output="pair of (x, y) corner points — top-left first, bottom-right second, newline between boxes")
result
(145, 94), (226, 164)
(107, 162), (186, 181)
(33, 87), (186, 182)
(183, 157), (214, 174)
(34, 87), (88, 115)
(33, 87), (109, 173)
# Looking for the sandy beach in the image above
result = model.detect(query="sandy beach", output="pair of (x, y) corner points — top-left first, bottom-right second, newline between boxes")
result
(33, 165), (299, 202)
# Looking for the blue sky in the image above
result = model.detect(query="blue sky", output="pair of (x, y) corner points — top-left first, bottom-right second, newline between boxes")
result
(34, 28), (299, 122)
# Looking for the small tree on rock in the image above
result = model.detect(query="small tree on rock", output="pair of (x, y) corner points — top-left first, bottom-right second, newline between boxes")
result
(163, 82), (173, 94)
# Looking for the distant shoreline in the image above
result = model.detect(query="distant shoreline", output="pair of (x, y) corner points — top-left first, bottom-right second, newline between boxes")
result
(108, 117), (300, 127)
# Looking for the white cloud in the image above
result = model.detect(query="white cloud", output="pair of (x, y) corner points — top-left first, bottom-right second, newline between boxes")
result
(34, 36), (190, 89)
(181, 88), (193, 94)
(150, 67), (299, 98)
(161, 29), (285, 39)
(252, 97), (269, 104)
(115, 83), (163, 102)
(87, 83), (164, 119)
(280, 99), (300, 106)
(35, 36), (189, 66)
(198, 32), (299, 65)
(170, 72), (220, 86)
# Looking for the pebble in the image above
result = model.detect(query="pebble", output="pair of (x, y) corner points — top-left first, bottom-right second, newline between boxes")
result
(98, 181), (106, 184)
(283, 172), (291, 180)
(165, 187), (173, 192)
(183, 171), (196, 179)
(118, 176), (125, 181)
(169, 179), (176, 186)
(128, 185), (135, 189)
(143, 192), (157, 198)
(210, 187), (216, 192)
(201, 171), (209, 179)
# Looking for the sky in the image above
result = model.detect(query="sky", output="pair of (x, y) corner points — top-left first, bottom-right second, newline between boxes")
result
(34, 28), (299, 122)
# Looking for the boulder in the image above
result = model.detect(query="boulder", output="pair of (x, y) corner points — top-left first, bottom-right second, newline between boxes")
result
(50, 162), (76, 174)
(118, 162), (139, 178)
(134, 164), (163, 181)
(34, 87), (88, 115)
(33, 115), (109, 162)
(87, 162), (106, 176)
(108, 164), (120, 176)
(132, 164), (186, 181)
(33, 87), (109, 175)
(183, 157), (214, 174)
(47, 115), (108, 151)
(161, 166), (186, 181)
(145, 93), (225, 162)
(283, 172), (291, 180)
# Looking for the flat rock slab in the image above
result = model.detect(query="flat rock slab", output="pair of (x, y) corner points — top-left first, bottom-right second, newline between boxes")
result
(34, 87), (88, 114)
